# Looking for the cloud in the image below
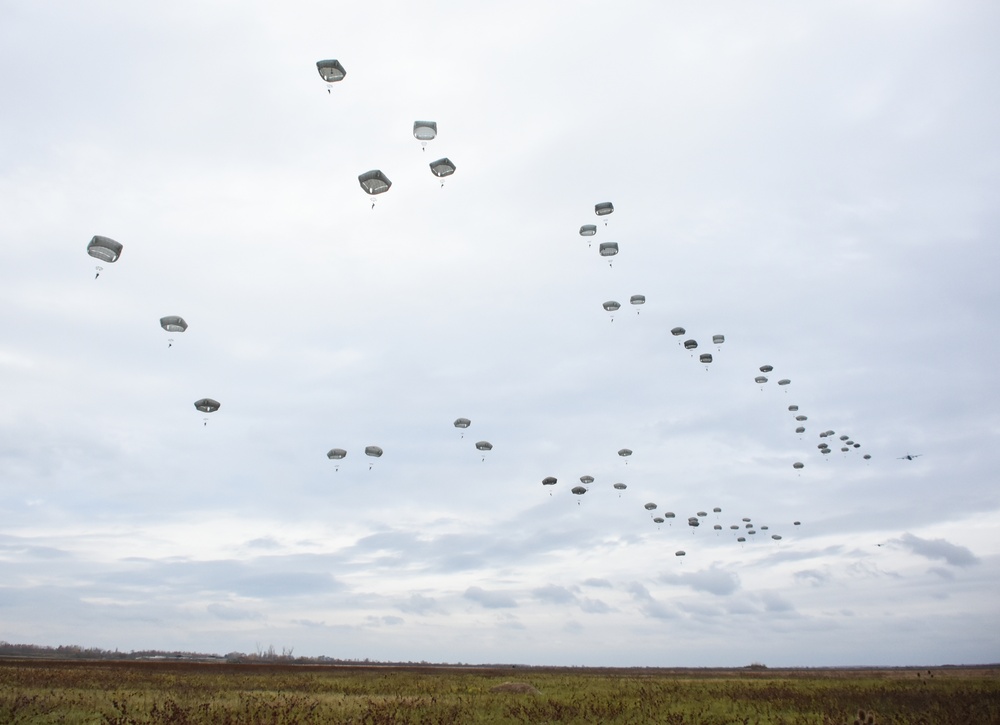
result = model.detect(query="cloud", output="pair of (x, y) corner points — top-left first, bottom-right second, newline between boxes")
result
(396, 593), (446, 616)
(793, 569), (829, 585)
(660, 566), (740, 596)
(206, 603), (263, 621)
(895, 533), (980, 567)
(582, 578), (613, 588)
(464, 586), (517, 609)
(531, 584), (577, 604)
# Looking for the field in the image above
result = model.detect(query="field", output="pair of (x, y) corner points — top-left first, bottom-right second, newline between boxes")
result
(1, 659), (998, 724)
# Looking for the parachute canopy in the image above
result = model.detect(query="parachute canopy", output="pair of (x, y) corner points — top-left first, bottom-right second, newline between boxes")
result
(793, 462), (804, 469)
(684, 339), (698, 350)
(579, 475), (594, 485)
(675, 550), (686, 557)
(603, 300), (621, 312)
(595, 202), (614, 216)
(571, 486), (587, 495)
(358, 170), (391, 195)
(413, 120), (437, 141)
(630, 294), (645, 306)
(712, 334), (725, 345)
(542, 476), (557, 486)
(87, 236), (123, 263)
(316, 59), (346, 82)
(194, 398), (220, 413)
(580, 224), (597, 237)
(613, 482), (627, 490)
(475, 441), (493, 452)
(644, 502), (657, 511)
(364, 445), (383, 458)
(454, 417), (471, 429)
(429, 157), (456, 178)
(327, 448), (347, 460)
(159, 316), (187, 333)
(598, 242), (618, 258)
(700, 353), (713, 364)
(670, 327), (686, 336)
(618, 448), (632, 458)
(760, 365), (773, 373)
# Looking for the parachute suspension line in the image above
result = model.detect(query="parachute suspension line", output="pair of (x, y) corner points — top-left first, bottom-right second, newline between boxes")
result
(94, 266), (103, 279)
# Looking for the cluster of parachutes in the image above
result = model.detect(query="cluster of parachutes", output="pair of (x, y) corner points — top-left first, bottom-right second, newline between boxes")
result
(317, 60), (456, 206)
(748, 363), (870, 470)
(87, 236), (219, 424)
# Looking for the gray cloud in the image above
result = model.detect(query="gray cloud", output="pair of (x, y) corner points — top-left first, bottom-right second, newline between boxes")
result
(464, 586), (517, 609)
(660, 566), (741, 596)
(895, 533), (980, 567)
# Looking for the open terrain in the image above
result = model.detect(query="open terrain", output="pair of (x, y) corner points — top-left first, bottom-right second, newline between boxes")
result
(1, 659), (998, 723)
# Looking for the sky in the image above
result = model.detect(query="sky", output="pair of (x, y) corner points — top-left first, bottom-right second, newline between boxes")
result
(1, 0), (998, 667)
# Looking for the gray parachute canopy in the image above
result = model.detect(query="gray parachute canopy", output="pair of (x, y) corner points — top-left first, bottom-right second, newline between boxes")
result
(618, 448), (632, 458)
(630, 294), (645, 306)
(613, 482), (627, 490)
(700, 353), (713, 364)
(454, 417), (471, 429)
(755, 376), (768, 384)
(737, 536), (746, 542)
(675, 550), (686, 557)
(863, 454), (872, 460)
(194, 398), (220, 413)
(358, 170), (392, 195)
(475, 441), (493, 452)
(778, 379), (791, 386)
(598, 242), (618, 258)
(712, 334), (725, 345)
(671, 327), (686, 336)
(316, 59), (346, 82)
(580, 224), (597, 237)
(429, 157), (456, 178)
(665, 511), (675, 518)
(644, 502), (657, 511)
(652, 517), (664, 524)
(87, 236), (123, 263)
(684, 339), (698, 350)
(413, 120), (437, 141)
(571, 486), (587, 495)
(760, 365), (773, 373)
(327, 448), (347, 460)
(795, 415), (807, 421)
(771, 534), (782, 540)
(595, 202), (614, 216)
(579, 475), (594, 485)
(713, 507), (722, 513)
(159, 316), (187, 333)
(789, 405), (799, 411)
(603, 300), (621, 312)
(542, 476), (557, 486)
(364, 445), (383, 458)
(793, 462), (804, 469)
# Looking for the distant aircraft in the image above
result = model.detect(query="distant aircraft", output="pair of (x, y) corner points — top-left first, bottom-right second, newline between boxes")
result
(898, 454), (922, 461)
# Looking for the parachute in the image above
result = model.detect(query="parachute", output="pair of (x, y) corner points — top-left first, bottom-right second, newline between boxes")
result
(475, 440), (493, 461)
(617, 448), (632, 463)
(571, 485), (587, 496)
(542, 476), (557, 486)
(160, 316), (187, 333)
(413, 120), (437, 150)
(755, 376), (768, 384)
(358, 170), (392, 207)
(670, 327), (686, 337)
(327, 448), (347, 471)
(579, 475), (594, 485)
(453, 417), (471, 437)
(630, 294), (645, 313)
(598, 242), (618, 266)
(675, 550), (686, 557)
(87, 236), (123, 278)
(194, 398), (220, 426)
(788, 405), (799, 412)
(771, 534), (782, 541)
(793, 462), (804, 469)
(364, 445), (383, 469)
(580, 225), (597, 244)
(316, 59), (346, 87)
(778, 379), (791, 386)
(700, 353), (713, 366)
(644, 502), (657, 511)
(594, 202), (614, 222)
(603, 301), (621, 321)
(712, 334), (725, 347)
(429, 157), (456, 185)
(760, 365), (773, 373)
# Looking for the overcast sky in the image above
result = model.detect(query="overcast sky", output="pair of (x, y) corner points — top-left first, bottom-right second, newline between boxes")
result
(1, 0), (998, 667)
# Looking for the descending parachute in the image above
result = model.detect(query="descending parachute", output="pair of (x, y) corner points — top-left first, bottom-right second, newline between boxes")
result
(675, 550), (686, 557)
(316, 59), (346, 90)
(160, 316), (187, 347)
(670, 327), (686, 338)
(358, 170), (391, 207)
(630, 294), (645, 313)
(760, 365), (773, 373)
(429, 157), (456, 186)
(652, 517), (664, 524)
(327, 448), (347, 471)
(712, 334), (725, 348)
(793, 461), (804, 470)
(542, 476), (557, 495)
(613, 482), (627, 496)
(644, 502), (657, 511)
(475, 440), (493, 461)
(618, 448), (632, 463)
(580, 475), (594, 485)
(789, 405), (799, 412)
(87, 236), (123, 278)
(778, 379), (791, 386)
(603, 300), (621, 321)
(364, 445), (383, 469)
(194, 398), (220, 426)
(684, 339), (698, 351)
(413, 120), (437, 150)
(580, 224), (597, 237)
(453, 417), (471, 438)
(598, 242), (618, 267)
(595, 201), (614, 224)
(700, 353), (713, 366)
(571, 485), (587, 501)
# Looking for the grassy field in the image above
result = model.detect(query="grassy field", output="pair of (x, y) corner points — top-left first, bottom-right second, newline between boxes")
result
(1, 659), (998, 724)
